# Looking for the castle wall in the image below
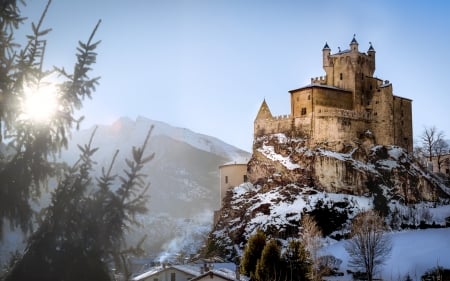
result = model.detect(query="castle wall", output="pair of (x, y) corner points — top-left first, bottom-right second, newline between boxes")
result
(290, 88), (313, 118)
(393, 96), (413, 152)
(313, 108), (371, 149)
(370, 84), (395, 146)
(290, 86), (353, 118)
(254, 115), (291, 137)
(313, 88), (353, 109)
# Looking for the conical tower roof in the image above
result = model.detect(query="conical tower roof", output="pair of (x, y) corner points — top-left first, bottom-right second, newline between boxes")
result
(255, 99), (273, 120)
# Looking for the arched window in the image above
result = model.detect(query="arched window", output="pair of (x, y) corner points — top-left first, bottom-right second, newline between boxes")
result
(340, 73), (343, 80)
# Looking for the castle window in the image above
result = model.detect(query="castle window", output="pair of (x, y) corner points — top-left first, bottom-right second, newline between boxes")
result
(301, 108), (307, 115)
(296, 97), (299, 102)
(374, 112), (377, 116)
(243, 175), (248, 182)
(225, 176), (228, 184)
(340, 73), (343, 80)
(370, 85), (373, 90)
(308, 95), (310, 100)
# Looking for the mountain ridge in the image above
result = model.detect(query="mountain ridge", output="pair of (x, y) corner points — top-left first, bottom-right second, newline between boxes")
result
(66, 116), (251, 254)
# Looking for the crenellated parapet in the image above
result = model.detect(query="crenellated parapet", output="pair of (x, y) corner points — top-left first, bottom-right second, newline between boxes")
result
(273, 114), (291, 120)
(311, 76), (327, 84)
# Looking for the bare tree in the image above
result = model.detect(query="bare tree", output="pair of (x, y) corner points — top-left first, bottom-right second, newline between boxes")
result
(300, 214), (322, 281)
(345, 210), (392, 281)
(433, 138), (449, 173)
(420, 126), (446, 162)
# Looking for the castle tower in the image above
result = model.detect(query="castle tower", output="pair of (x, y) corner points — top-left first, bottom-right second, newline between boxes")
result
(322, 42), (332, 84)
(367, 42), (376, 75)
(320, 35), (377, 110)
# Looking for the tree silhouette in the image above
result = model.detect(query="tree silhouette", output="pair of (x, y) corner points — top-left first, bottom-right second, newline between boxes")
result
(0, 1), (154, 280)
(255, 239), (282, 281)
(0, 0), (100, 237)
(240, 229), (266, 279)
(345, 210), (392, 281)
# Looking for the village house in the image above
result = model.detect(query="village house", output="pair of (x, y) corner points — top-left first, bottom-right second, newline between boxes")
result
(131, 263), (242, 281)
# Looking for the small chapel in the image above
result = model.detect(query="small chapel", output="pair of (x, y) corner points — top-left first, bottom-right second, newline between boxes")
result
(254, 36), (413, 152)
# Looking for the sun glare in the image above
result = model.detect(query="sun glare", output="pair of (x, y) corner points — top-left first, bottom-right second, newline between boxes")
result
(19, 83), (59, 123)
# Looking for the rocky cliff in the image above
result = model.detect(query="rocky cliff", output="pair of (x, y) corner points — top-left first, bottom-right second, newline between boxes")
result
(206, 133), (450, 258)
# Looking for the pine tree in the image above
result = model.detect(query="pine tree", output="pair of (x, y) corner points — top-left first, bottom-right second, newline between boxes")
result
(0, 0), (100, 237)
(0, 1), (155, 280)
(255, 239), (281, 281)
(283, 239), (312, 281)
(4, 126), (154, 280)
(240, 229), (266, 278)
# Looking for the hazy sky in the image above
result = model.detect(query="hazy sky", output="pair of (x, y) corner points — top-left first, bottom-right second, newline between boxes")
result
(19, 1), (450, 151)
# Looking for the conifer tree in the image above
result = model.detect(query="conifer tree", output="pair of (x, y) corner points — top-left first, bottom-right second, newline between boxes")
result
(0, 0), (100, 237)
(4, 126), (154, 281)
(283, 239), (312, 281)
(240, 229), (266, 278)
(255, 239), (282, 281)
(0, 1), (154, 280)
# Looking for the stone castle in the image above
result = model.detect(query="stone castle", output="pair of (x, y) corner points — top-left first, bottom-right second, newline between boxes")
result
(254, 36), (413, 152)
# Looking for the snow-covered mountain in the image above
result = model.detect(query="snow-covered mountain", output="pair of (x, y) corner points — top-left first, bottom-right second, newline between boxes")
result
(62, 116), (250, 256)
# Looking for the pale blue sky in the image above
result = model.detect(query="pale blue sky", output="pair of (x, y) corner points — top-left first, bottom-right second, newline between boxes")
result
(20, 1), (450, 151)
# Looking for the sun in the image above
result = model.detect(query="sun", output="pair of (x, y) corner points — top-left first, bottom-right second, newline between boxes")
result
(19, 83), (59, 124)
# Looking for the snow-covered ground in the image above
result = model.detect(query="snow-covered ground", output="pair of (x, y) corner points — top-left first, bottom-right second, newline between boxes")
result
(322, 228), (450, 281)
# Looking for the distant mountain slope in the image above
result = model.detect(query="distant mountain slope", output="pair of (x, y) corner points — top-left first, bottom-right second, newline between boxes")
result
(62, 116), (250, 254)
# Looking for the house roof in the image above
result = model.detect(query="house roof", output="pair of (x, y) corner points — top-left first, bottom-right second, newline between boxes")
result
(219, 159), (249, 167)
(289, 83), (351, 93)
(190, 268), (249, 281)
(132, 265), (200, 281)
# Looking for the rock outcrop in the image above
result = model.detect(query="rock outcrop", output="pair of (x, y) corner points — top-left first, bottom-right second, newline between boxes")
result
(205, 133), (450, 259)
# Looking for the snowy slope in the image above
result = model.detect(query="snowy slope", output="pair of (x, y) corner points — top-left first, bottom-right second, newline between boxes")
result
(0, 117), (250, 266)
(209, 132), (450, 278)
(322, 228), (450, 281)
(60, 116), (250, 255)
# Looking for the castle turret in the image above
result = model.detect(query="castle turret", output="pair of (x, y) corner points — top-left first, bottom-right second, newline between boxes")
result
(254, 99), (274, 137)
(255, 99), (273, 120)
(322, 42), (331, 67)
(367, 42), (376, 75)
(350, 34), (358, 52)
(322, 42), (332, 83)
